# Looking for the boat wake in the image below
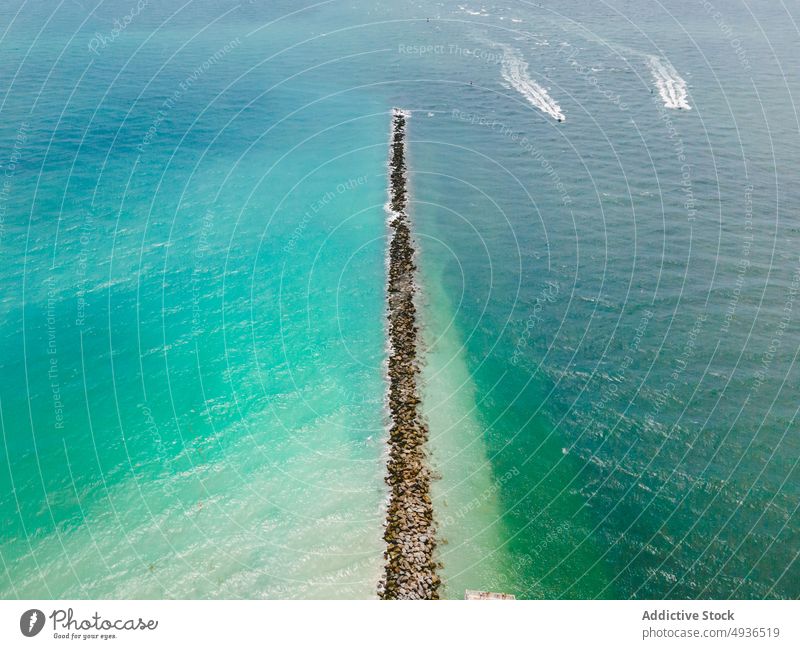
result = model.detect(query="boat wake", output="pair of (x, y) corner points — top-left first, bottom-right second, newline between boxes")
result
(500, 46), (565, 121)
(458, 4), (490, 16)
(647, 55), (691, 110)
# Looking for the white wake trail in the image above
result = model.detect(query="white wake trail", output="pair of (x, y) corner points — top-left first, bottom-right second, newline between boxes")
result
(500, 46), (565, 121)
(647, 55), (691, 110)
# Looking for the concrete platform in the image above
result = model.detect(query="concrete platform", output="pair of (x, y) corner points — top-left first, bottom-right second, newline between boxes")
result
(465, 590), (516, 600)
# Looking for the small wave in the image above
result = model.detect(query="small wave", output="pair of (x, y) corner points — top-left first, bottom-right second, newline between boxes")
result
(647, 55), (691, 110)
(500, 46), (565, 121)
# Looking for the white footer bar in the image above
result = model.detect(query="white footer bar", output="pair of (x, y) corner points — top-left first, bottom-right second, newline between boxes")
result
(1, 600), (796, 648)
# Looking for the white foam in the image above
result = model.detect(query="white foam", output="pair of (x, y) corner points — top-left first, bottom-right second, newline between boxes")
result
(500, 46), (565, 121)
(458, 4), (489, 16)
(647, 55), (691, 110)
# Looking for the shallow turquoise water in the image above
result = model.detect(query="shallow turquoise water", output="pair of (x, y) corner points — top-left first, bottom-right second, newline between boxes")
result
(0, 0), (798, 598)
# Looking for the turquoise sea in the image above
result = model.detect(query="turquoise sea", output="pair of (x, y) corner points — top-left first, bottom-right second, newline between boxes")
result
(1, 0), (798, 598)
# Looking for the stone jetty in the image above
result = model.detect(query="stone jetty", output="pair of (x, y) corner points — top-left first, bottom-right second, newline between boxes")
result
(377, 109), (440, 600)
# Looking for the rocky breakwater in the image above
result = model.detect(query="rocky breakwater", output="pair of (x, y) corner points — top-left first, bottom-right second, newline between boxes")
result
(377, 109), (440, 600)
